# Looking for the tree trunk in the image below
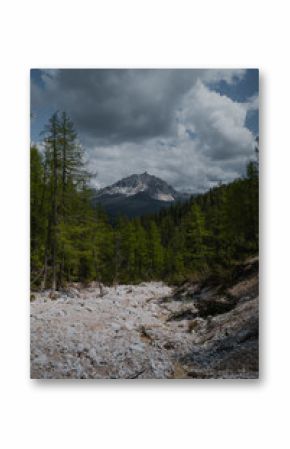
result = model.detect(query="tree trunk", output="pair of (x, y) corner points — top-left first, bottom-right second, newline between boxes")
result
(60, 118), (67, 288)
(41, 253), (48, 290)
(51, 121), (58, 291)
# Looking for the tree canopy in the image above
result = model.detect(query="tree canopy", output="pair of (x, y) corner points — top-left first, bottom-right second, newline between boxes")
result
(31, 112), (259, 289)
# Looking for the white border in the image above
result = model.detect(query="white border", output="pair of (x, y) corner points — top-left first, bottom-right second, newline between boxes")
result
(1, 1), (290, 448)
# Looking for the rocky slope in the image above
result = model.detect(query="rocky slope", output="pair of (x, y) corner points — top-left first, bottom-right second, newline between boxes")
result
(94, 172), (181, 202)
(92, 172), (190, 218)
(31, 258), (258, 379)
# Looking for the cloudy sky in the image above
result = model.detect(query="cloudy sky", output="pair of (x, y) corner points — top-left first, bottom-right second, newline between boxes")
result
(31, 69), (258, 193)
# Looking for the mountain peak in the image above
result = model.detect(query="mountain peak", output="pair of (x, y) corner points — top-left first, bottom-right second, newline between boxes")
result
(96, 172), (179, 202)
(93, 172), (190, 219)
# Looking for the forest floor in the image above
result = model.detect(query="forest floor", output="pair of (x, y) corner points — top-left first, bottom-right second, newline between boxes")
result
(31, 258), (259, 379)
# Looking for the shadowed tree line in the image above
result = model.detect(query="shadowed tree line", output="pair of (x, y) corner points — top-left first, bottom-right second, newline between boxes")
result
(31, 113), (258, 290)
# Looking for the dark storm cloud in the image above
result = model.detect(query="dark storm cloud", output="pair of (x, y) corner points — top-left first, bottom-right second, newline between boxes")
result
(31, 69), (258, 192)
(31, 69), (198, 144)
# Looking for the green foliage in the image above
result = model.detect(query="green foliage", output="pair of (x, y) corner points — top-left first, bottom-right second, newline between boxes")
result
(31, 112), (259, 289)
(30, 146), (46, 275)
(148, 221), (164, 278)
(182, 203), (208, 272)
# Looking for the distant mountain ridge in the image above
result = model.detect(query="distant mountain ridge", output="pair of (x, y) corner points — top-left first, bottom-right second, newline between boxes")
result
(95, 172), (183, 201)
(92, 172), (190, 218)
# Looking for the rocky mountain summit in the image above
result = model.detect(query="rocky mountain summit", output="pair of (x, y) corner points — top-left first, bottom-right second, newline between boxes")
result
(92, 172), (190, 218)
(95, 172), (183, 202)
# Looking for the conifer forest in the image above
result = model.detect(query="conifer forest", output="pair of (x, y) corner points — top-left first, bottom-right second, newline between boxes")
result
(30, 69), (259, 379)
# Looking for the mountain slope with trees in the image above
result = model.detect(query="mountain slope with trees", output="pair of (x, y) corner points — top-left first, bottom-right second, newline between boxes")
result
(92, 172), (189, 219)
(31, 112), (258, 290)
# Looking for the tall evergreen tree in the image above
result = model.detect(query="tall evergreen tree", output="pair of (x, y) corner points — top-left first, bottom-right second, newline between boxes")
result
(148, 222), (164, 277)
(42, 112), (60, 290)
(36, 111), (92, 289)
(183, 203), (207, 272)
(30, 146), (46, 283)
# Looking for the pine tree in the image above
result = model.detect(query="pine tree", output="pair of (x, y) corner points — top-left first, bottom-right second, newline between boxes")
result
(148, 221), (164, 277)
(42, 112), (60, 290)
(166, 227), (185, 282)
(58, 112), (89, 284)
(183, 203), (207, 273)
(30, 146), (47, 285)
(36, 111), (93, 289)
(134, 219), (149, 280)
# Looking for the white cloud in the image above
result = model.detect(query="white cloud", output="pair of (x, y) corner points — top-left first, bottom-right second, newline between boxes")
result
(88, 79), (256, 192)
(246, 94), (259, 111)
(178, 80), (255, 160)
(31, 69), (257, 193)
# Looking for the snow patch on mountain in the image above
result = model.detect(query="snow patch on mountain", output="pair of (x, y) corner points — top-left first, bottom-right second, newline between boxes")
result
(94, 172), (181, 202)
(153, 193), (175, 201)
(105, 182), (147, 197)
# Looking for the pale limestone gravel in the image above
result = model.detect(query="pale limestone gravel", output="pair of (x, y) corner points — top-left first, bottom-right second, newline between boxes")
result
(30, 282), (195, 379)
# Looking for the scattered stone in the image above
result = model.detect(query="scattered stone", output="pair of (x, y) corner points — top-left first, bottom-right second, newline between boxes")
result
(85, 306), (94, 312)
(30, 265), (258, 379)
(188, 317), (206, 333)
(49, 291), (60, 300)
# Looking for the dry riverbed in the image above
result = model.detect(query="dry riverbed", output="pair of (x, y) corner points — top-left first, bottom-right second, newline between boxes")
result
(31, 264), (259, 379)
